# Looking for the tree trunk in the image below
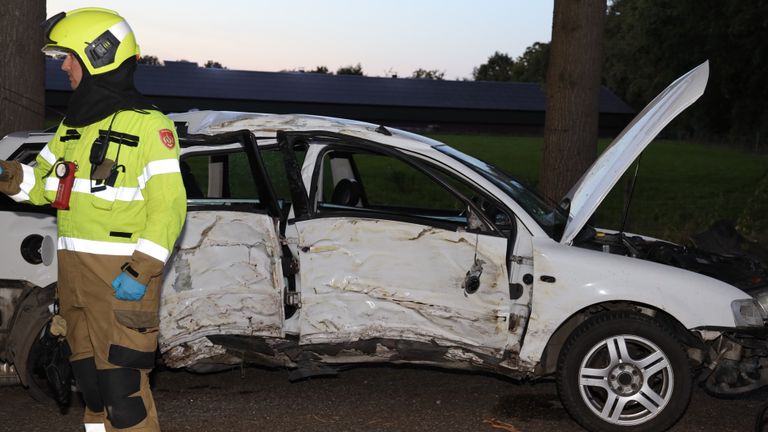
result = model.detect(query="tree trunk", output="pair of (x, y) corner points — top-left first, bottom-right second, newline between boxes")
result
(540, 0), (607, 203)
(0, 0), (46, 138)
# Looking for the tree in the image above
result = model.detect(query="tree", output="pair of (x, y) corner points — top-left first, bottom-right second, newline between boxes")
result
(138, 55), (161, 65)
(311, 65), (330, 74)
(473, 52), (515, 81)
(204, 60), (224, 69)
(472, 45), (550, 83)
(539, 0), (607, 202)
(411, 68), (445, 80)
(603, 0), (768, 141)
(1, 0), (45, 137)
(512, 42), (550, 83)
(336, 63), (364, 76)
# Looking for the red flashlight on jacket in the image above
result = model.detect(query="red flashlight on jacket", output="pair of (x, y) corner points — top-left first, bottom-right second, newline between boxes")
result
(52, 161), (76, 210)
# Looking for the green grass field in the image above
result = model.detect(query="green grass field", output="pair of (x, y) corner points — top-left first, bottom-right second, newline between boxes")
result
(430, 133), (768, 243)
(184, 132), (766, 244)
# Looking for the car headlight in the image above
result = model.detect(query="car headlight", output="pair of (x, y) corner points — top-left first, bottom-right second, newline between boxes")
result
(731, 299), (766, 327)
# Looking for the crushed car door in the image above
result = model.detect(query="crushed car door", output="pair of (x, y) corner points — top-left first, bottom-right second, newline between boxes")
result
(158, 131), (286, 368)
(282, 132), (512, 361)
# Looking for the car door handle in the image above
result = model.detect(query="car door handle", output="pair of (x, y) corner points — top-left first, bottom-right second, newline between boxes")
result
(463, 260), (485, 294)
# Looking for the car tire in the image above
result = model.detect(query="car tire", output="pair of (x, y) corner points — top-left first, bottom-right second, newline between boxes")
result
(556, 311), (692, 432)
(20, 315), (59, 405)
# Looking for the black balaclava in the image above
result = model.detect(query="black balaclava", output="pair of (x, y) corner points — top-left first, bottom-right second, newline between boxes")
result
(63, 56), (156, 128)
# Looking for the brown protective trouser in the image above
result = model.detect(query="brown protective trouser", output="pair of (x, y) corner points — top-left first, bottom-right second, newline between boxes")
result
(58, 250), (163, 431)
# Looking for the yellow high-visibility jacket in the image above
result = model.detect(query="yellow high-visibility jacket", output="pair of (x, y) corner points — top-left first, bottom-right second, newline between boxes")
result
(8, 109), (186, 283)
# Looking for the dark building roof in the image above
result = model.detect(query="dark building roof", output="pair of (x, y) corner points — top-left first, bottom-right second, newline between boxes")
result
(45, 58), (634, 133)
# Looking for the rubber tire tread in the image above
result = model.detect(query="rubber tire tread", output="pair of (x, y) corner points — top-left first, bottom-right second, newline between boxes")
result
(23, 316), (60, 406)
(556, 311), (692, 432)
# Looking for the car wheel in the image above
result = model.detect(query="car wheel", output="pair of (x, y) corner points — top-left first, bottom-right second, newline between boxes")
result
(21, 315), (59, 404)
(556, 311), (692, 432)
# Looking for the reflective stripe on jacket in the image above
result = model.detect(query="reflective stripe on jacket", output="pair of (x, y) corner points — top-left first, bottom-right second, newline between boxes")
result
(12, 109), (186, 276)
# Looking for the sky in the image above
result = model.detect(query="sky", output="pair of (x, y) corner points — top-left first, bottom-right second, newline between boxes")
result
(47, 1), (554, 80)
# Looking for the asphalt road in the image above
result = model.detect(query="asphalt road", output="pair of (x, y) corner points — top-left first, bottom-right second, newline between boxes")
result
(0, 365), (764, 432)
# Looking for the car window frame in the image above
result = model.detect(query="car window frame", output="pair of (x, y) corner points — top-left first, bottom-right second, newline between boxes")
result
(179, 130), (282, 218)
(278, 131), (505, 237)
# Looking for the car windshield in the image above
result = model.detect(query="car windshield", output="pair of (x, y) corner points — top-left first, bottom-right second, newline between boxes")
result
(436, 145), (568, 240)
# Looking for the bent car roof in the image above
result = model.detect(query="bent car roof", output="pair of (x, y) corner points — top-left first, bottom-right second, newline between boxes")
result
(168, 110), (447, 150)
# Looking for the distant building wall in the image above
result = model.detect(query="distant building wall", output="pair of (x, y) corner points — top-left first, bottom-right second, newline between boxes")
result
(45, 59), (635, 135)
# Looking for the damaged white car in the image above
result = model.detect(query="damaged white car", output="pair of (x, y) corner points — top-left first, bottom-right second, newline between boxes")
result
(1, 61), (767, 432)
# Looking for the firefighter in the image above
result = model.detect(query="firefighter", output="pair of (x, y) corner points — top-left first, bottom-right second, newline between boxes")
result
(0, 8), (186, 432)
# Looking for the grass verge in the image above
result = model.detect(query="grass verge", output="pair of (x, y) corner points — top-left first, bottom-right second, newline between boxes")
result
(430, 133), (768, 243)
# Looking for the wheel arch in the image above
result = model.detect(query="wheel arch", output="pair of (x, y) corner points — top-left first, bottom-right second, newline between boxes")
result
(6, 282), (55, 387)
(533, 300), (703, 376)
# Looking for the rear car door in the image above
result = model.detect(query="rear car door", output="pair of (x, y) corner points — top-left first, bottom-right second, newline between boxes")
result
(158, 131), (286, 368)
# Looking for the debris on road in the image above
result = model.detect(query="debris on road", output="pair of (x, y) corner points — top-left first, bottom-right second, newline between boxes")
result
(483, 418), (521, 432)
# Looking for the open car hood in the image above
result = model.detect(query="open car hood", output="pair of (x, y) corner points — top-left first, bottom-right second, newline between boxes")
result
(559, 61), (709, 245)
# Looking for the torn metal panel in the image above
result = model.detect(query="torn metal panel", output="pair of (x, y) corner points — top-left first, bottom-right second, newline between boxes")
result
(506, 221), (534, 353)
(695, 330), (724, 342)
(176, 111), (376, 137)
(159, 211), (285, 359)
(295, 217), (511, 357)
(194, 334), (529, 378)
(298, 338), (529, 378)
(162, 337), (228, 369)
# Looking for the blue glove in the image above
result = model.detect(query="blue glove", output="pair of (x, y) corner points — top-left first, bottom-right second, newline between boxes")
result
(112, 272), (146, 301)
(0, 165), (4, 176)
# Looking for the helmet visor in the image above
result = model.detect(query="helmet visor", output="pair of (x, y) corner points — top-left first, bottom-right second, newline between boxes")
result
(41, 46), (71, 59)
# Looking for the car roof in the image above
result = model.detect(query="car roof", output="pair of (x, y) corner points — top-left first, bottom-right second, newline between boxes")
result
(0, 111), (448, 157)
(169, 111), (447, 152)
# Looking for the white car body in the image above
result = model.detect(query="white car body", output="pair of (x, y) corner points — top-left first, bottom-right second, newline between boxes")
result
(1, 61), (764, 431)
